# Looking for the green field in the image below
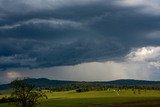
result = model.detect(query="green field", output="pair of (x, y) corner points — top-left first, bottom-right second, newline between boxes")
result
(0, 89), (160, 107)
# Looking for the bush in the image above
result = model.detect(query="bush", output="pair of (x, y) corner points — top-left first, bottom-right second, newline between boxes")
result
(76, 88), (89, 93)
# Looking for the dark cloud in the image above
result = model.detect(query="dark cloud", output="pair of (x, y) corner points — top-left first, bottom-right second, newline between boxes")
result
(1, 0), (160, 70)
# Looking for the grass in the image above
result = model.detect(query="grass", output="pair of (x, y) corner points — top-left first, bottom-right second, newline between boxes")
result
(0, 89), (160, 107)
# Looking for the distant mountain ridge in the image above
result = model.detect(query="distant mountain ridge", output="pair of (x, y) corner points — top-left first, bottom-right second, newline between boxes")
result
(101, 79), (160, 85)
(0, 78), (160, 90)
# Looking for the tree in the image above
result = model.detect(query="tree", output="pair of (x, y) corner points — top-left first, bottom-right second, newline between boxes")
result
(10, 79), (47, 107)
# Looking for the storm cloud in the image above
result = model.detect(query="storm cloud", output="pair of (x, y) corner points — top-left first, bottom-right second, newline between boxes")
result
(2, 46), (160, 83)
(1, 0), (160, 82)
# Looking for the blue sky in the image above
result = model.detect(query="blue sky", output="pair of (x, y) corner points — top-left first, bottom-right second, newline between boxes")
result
(1, 0), (160, 83)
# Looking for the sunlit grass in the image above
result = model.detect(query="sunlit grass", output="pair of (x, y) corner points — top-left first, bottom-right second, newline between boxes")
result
(1, 89), (160, 107)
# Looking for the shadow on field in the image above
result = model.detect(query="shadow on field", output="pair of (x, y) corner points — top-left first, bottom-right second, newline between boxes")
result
(87, 99), (160, 107)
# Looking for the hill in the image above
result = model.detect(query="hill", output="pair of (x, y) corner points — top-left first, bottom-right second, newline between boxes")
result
(0, 78), (160, 90)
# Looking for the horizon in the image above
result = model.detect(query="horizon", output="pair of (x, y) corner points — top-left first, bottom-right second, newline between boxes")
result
(1, 77), (160, 85)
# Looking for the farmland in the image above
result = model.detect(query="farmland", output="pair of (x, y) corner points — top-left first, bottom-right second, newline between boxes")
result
(0, 89), (160, 107)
